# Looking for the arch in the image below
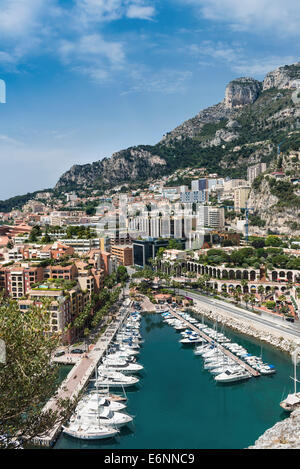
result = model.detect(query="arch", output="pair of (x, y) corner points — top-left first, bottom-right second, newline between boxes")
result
(279, 271), (285, 278)
(250, 285), (257, 293)
(272, 271), (278, 282)
(287, 271), (293, 281)
(229, 270), (235, 280)
(243, 270), (249, 280)
(250, 271), (256, 281)
(222, 269), (228, 279)
(221, 284), (227, 292)
(236, 270), (242, 280)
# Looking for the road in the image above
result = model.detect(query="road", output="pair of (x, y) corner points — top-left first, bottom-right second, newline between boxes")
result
(177, 288), (300, 341)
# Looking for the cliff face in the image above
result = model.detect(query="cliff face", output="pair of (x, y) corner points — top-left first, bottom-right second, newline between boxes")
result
(248, 150), (300, 235)
(55, 62), (300, 195)
(56, 148), (167, 190)
(224, 77), (262, 109)
(263, 62), (300, 90)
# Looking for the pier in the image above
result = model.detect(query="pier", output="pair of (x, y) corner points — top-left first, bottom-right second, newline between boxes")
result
(169, 308), (260, 377)
(33, 299), (132, 447)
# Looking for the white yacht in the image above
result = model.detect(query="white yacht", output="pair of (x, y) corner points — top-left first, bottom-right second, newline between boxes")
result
(215, 368), (251, 383)
(76, 393), (126, 413)
(62, 422), (119, 440)
(72, 406), (133, 429)
(210, 364), (244, 375)
(95, 370), (139, 388)
(194, 345), (216, 356)
(101, 358), (143, 374)
(180, 335), (203, 344)
(105, 352), (137, 362)
(115, 345), (139, 356)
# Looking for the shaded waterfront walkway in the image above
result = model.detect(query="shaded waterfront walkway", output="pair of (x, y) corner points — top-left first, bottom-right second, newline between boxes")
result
(34, 299), (132, 446)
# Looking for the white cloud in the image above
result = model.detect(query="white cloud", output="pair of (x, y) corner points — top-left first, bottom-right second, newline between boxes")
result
(126, 4), (156, 20)
(0, 134), (23, 146)
(73, 0), (123, 27)
(123, 67), (192, 94)
(183, 39), (300, 79)
(231, 56), (300, 77)
(0, 0), (45, 36)
(180, 0), (300, 36)
(78, 34), (125, 64)
(73, 66), (110, 84)
(187, 41), (242, 64)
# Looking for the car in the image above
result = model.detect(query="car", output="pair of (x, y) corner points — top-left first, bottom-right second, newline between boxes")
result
(54, 350), (65, 357)
(285, 317), (295, 323)
(71, 348), (84, 354)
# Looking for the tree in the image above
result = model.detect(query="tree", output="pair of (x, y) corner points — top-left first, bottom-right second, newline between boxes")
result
(243, 293), (251, 308)
(0, 295), (73, 448)
(116, 266), (129, 283)
(249, 294), (256, 310)
(167, 239), (183, 250)
(258, 285), (265, 302)
(28, 225), (41, 243)
(265, 235), (282, 247)
(251, 238), (265, 249)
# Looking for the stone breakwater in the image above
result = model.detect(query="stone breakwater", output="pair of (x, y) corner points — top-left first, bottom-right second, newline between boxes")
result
(192, 306), (298, 355)
(248, 409), (300, 449)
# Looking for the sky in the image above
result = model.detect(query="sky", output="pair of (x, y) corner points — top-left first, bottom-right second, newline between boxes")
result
(0, 0), (299, 199)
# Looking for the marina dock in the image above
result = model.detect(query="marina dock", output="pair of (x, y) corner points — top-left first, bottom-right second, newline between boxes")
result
(169, 308), (261, 377)
(33, 299), (132, 447)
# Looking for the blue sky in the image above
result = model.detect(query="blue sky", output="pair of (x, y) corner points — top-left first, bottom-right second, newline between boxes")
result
(0, 0), (299, 199)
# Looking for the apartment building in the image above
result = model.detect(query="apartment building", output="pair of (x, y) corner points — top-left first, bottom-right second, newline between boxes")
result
(111, 245), (133, 266)
(197, 206), (225, 229)
(0, 264), (44, 299)
(58, 238), (100, 254)
(18, 283), (90, 343)
(247, 163), (267, 185)
(234, 186), (251, 212)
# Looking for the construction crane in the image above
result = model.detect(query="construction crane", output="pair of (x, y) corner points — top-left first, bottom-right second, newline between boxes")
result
(277, 137), (287, 155)
(244, 201), (255, 244)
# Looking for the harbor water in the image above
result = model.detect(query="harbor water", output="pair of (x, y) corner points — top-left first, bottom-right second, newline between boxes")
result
(54, 312), (294, 449)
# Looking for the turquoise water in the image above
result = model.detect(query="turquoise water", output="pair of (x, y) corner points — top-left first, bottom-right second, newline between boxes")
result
(55, 313), (294, 449)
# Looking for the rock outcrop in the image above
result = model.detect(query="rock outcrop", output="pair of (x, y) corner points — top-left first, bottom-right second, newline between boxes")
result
(249, 409), (300, 449)
(263, 62), (300, 90)
(224, 77), (262, 109)
(56, 148), (167, 190)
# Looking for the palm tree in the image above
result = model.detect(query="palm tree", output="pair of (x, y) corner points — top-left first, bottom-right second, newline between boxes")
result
(243, 293), (251, 309)
(250, 294), (256, 310)
(233, 290), (241, 304)
(241, 278), (248, 293)
(258, 285), (265, 303)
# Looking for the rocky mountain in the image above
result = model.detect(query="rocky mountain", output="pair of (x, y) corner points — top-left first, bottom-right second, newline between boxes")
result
(57, 148), (166, 192)
(55, 62), (300, 199)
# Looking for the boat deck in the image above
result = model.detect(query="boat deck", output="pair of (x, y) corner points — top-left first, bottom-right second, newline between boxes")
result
(169, 309), (260, 377)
